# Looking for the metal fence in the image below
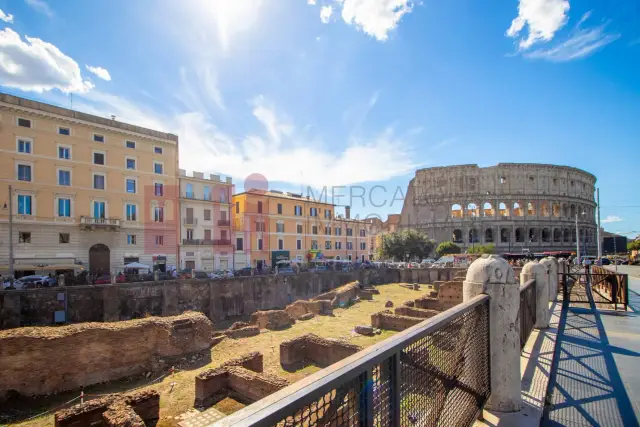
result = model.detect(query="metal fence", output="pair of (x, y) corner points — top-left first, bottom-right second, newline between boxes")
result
(519, 279), (537, 350)
(217, 295), (491, 427)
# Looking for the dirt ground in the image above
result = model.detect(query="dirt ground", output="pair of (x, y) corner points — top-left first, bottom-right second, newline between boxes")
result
(5, 282), (431, 427)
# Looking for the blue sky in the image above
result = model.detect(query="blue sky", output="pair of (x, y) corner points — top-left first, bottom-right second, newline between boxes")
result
(0, 0), (638, 237)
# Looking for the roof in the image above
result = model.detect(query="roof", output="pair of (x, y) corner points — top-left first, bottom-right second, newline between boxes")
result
(233, 190), (335, 205)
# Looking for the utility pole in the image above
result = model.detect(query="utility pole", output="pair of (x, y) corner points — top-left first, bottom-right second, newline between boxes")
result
(596, 188), (602, 259)
(8, 184), (14, 285)
(575, 212), (580, 264)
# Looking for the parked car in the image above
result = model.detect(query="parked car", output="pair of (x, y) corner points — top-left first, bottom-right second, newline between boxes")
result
(16, 275), (52, 288)
(94, 275), (111, 284)
(235, 267), (253, 277)
(192, 270), (209, 279)
(600, 258), (611, 265)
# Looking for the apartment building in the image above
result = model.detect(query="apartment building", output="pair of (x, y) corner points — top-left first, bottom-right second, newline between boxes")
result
(178, 170), (233, 271)
(232, 190), (373, 268)
(0, 93), (179, 276)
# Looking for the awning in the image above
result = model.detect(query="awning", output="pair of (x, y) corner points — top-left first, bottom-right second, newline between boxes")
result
(124, 262), (151, 270)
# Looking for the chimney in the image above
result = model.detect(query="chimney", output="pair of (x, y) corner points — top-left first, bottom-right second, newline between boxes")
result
(345, 206), (351, 219)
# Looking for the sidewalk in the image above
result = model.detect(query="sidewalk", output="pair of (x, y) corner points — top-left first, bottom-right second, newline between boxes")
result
(542, 277), (640, 426)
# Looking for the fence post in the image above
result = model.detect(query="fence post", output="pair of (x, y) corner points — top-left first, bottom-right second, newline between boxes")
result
(521, 261), (550, 329)
(541, 257), (559, 302)
(463, 255), (521, 413)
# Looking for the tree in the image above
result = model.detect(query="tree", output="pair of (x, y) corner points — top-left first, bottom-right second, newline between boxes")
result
(435, 241), (462, 257)
(379, 229), (435, 261)
(628, 240), (640, 251)
(468, 243), (495, 255)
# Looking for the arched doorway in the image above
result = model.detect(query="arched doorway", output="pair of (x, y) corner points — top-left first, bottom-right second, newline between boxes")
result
(89, 244), (110, 275)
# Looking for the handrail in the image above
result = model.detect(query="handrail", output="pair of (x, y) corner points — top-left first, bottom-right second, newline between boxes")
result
(520, 278), (535, 292)
(215, 294), (490, 426)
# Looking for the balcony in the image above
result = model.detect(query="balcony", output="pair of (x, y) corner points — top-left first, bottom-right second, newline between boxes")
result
(79, 216), (120, 231)
(217, 219), (231, 227)
(181, 192), (230, 204)
(182, 239), (214, 245)
(183, 218), (198, 225)
(213, 239), (232, 246)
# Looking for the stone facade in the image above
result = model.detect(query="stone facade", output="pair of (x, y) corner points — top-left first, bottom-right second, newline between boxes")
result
(371, 310), (424, 331)
(399, 164), (598, 254)
(280, 334), (362, 368)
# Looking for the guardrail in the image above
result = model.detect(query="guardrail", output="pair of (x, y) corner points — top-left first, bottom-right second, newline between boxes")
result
(215, 294), (491, 426)
(519, 279), (536, 350)
(591, 265), (628, 311)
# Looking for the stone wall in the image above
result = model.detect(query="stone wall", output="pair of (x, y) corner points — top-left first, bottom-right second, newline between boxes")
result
(371, 310), (424, 331)
(1, 312), (214, 398)
(280, 334), (362, 368)
(394, 306), (440, 319)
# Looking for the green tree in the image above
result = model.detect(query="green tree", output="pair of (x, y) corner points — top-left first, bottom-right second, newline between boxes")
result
(379, 229), (435, 261)
(628, 240), (640, 251)
(435, 241), (462, 257)
(468, 243), (495, 255)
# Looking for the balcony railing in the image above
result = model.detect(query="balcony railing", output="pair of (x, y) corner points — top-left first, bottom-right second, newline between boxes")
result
(182, 239), (214, 245)
(213, 239), (232, 246)
(183, 218), (198, 225)
(519, 279), (536, 350)
(79, 216), (120, 230)
(181, 192), (230, 204)
(217, 294), (490, 426)
(217, 219), (231, 226)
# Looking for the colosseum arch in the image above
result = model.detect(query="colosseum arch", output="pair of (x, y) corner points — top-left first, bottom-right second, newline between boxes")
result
(540, 201), (550, 217)
(552, 202), (561, 217)
(529, 228), (538, 242)
(453, 229), (463, 243)
(501, 228), (510, 243)
(542, 228), (551, 242)
(516, 227), (524, 242)
(513, 202), (524, 217)
(553, 228), (561, 242)
(499, 202), (509, 217)
(527, 202), (536, 216)
(451, 204), (463, 219)
(467, 203), (479, 217)
(571, 228), (576, 242)
(563, 204), (569, 218)
(563, 228), (570, 242)
(483, 202), (493, 217)
(485, 228), (494, 243)
(469, 228), (479, 243)
(570, 204), (576, 217)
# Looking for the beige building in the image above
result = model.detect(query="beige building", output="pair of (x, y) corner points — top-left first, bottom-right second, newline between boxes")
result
(0, 93), (179, 276)
(178, 170), (233, 272)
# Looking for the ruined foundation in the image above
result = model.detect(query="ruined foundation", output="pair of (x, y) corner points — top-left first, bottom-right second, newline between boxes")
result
(394, 306), (440, 319)
(1, 312), (214, 398)
(284, 299), (333, 319)
(250, 310), (295, 330)
(371, 310), (424, 331)
(280, 334), (362, 369)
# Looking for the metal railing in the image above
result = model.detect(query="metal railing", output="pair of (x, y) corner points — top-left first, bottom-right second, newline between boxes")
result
(215, 295), (491, 427)
(212, 239), (232, 246)
(182, 239), (214, 246)
(79, 217), (120, 227)
(561, 265), (628, 311)
(519, 279), (536, 350)
(183, 218), (198, 225)
(217, 219), (231, 226)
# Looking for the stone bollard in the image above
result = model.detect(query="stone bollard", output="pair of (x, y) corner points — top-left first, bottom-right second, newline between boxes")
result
(541, 257), (559, 302)
(521, 261), (550, 329)
(463, 255), (521, 413)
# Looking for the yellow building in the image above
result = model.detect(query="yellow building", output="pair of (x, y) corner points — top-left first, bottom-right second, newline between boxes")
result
(232, 190), (372, 268)
(0, 93), (179, 276)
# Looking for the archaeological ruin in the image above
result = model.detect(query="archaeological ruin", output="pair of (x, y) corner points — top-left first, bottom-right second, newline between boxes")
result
(280, 334), (363, 369)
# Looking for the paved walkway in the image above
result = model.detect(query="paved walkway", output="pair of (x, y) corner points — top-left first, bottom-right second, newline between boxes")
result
(543, 273), (640, 426)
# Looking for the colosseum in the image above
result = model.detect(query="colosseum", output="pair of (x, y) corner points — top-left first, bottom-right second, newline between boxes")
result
(399, 163), (598, 255)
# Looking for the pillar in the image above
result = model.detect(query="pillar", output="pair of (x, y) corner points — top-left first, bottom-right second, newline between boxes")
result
(521, 260), (550, 329)
(464, 255), (521, 412)
(541, 257), (558, 302)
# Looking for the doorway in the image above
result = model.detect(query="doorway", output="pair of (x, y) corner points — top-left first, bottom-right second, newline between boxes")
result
(89, 244), (110, 275)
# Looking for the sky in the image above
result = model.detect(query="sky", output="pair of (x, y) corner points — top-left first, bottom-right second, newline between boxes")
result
(0, 0), (638, 237)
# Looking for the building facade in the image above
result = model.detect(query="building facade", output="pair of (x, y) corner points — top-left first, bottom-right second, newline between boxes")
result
(178, 170), (233, 271)
(399, 163), (598, 255)
(232, 190), (373, 268)
(0, 93), (179, 276)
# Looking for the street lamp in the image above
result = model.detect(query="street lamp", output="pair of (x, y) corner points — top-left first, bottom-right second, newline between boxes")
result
(2, 185), (14, 285)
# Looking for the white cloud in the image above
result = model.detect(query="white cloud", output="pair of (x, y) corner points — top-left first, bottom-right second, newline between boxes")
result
(308, 0), (316, 4)
(25, 0), (53, 18)
(602, 215), (623, 224)
(0, 28), (93, 93)
(507, 0), (570, 49)
(85, 65), (111, 81)
(0, 8), (14, 23)
(525, 12), (620, 61)
(339, 0), (413, 41)
(320, 5), (333, 24)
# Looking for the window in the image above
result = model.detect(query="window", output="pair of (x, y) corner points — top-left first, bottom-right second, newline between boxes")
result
(360, 242), (366, 250)
(236, 237), (244, 251)
(360, 229), (366, 237)
(58, 146), (70, 160)
(277, 203), (283, 214)
(58, 127), (70, 136)
(59, 233), (70, 244)
(126, 204), (137, 221)
(204, 229), (212, 240)
(93, 152), (105, 165)
(17, 195), (32, 215)
(93, 174), (105, 190)
(312, 225), (318, 235)
(276, 222), (285, 233)
(347, 241), (353, 250)
(58, 198), (71, 217)
(311, 240), (318, 250)
(17, 118), (31, 128)
(297, 224), (303, 234)
(185, 183), (194, 198)
(258, 238), (263, 250)
(18, 164), (31, 181)
(18, 139), (31, 153)
(335, 241), (342, 250)
(294, 205), (302, 216)
(335, 227), (342, 236)
(155, 235), (164, 246)
(126, 179), (136, 194)
(257, 201), (263, 213)
(204, 209), (211, 221)
(186, 229), (194, 240)
(204, 186), (211, 201)
(154, 183), (164, 196)
(185, 260), (196, 269)
(278, 239), (284, 250)
(325, 241), (331, 250)
(126, 158), (136, 170)
(325, 226), (331, 235)
(19, 232), (31, 243)
(93, 134), (105, 143)
(296, 239), (302, 250)
(256, 221), (265, 232)
(154, 207), (164, 222)
(154, 146), (163, 154)
(154, 162), (163, 174)
(325, 210), (332, 219)
(236, 201), (240, 214)
(310, 207), (317, 217)
(220, 188), (227, 203)
(126, 140), (136, 149)
(127, 235), (136, 245)
(58, 170), (71, 186)
(347, 228), (353, 236)
(93, 201), (106, 219)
